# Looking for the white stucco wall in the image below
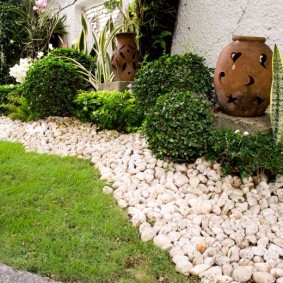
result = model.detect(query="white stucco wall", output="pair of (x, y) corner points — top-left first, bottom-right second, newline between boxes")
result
(51, 0), (104, 47)
(50, 0), (133, 47)
(122, 0), (133, 10)
(172, 0), (283, 68)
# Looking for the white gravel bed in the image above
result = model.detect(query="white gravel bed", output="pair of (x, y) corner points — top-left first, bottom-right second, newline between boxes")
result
(0, 115), (283, 283)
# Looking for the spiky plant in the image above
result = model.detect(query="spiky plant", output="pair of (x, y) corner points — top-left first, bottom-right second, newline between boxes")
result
(270, 44), (283, 145)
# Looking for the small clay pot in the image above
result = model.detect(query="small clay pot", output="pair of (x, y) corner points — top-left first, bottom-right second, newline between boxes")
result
(111, 32), (141, 81)
(214, 35), (272, 117)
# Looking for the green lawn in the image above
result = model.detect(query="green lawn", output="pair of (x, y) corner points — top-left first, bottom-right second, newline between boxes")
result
(0, 141), (198, 283)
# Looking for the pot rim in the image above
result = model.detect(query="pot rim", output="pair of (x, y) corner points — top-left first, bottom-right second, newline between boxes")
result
(232, 35), (266, 43)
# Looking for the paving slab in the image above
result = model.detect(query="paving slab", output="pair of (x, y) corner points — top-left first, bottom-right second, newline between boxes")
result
(212, 109), (272, 133)
(0, 264), (61, 283)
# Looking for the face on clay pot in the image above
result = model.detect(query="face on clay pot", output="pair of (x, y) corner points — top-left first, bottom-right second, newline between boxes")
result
(214, 36), (272, 117)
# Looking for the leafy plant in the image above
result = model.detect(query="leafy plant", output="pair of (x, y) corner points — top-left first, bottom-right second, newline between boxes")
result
(2, 96), (33, 121)
(74, 90), (143, 132)
(9, 0), (66, 58)
(104, 0), (122, 11)
(206, 129), (283, 178)
(136, 0), (180, 60)
(77, 12), (89, 54)
(134, 53), (214, 115)
(119, 4), (140, 35)
(73, 16), (121, 89)
(0, 1), (28, 84)
(0, 84), (33, 121)
(270, 44), (283, 145)
(22, 56), (85, 119)
(48, 47), (96, 81)
(0, 85), (19, 112)
(143, 91), (213, 162)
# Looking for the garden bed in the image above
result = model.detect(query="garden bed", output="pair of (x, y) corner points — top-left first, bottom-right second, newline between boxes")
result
(1, 116), (283, 283)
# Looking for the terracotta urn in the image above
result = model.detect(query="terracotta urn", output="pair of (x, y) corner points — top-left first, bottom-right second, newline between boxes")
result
(214, 35), (273, 117)
(111, 32), (141, 81)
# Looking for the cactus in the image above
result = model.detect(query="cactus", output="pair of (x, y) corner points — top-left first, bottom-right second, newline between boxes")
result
(270, 44), (283, 145)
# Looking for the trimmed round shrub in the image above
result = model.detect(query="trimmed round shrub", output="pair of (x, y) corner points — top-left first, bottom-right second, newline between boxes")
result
(49, 47), (96, 76)
(144, 91), (213, 162)
(22, 56), (85, 119)
(134, 53), (214, 114)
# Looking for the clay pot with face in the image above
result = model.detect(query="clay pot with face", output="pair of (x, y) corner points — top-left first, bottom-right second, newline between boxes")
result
(214, 35), (272, 117)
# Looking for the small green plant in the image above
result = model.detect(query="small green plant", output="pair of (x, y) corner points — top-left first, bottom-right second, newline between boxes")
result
(1, 84), (33, 121)
(2, 96), (33, 122)
(74, 90), (143, 132)
(143, 91), (213, 162)
(270, 44), (283, 145)
(22, 56), (85, 119)
(0, 85), (19, 112)
(134, 53), (214, 115)
(206, 129), (283, 177)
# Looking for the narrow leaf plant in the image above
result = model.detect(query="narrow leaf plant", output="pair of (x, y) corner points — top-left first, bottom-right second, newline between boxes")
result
(270, 44), (283, 145)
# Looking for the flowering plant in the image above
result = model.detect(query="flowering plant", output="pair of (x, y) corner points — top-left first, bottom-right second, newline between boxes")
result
(9, 58), (33, 84)
(33, 0), (46, 13)
(9, 0), (66, 57)
(9, 49), (46, 83)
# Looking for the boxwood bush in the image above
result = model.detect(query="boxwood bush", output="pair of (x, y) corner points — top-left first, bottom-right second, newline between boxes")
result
(22, 56), (85, 119)
(143, 91), (213, 162)
(49, 47), (96, 80)
(74, 90), (143, 132)
(134, 53), (214, 114)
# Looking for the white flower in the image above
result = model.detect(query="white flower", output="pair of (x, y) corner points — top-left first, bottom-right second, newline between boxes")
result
(243, 131), (249, 136)
(9, 57), (33, 84)
(37, 52), (44, 59)
(48, 43), (54, 50)
(234, 129), (240, 134)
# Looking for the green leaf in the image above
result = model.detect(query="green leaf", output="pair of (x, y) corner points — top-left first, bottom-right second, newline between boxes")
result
(271, 44), (283, 145)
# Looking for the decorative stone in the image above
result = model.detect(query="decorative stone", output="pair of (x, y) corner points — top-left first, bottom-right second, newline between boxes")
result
(232, 266), (253, 282)
(1, 115), (283, 283)
(175, 259), (193, 276)
(102, 186), (113, 194)
(252, 272), (276, 283)
(153, 235), (173, 251)
(141, 227), (156, 242)
(214, 275), (233, 283)
(190, 263), (211, 275)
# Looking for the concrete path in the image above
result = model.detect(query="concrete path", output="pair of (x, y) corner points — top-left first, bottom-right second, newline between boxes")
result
(0, 264), (61, 283)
